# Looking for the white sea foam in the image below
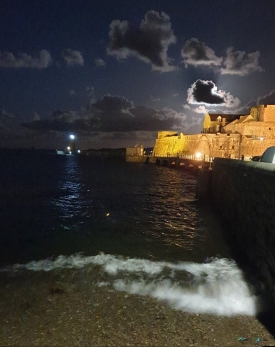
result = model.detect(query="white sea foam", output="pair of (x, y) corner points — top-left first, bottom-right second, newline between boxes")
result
(113, 275), (256, 316)
(3, 253), (258, 316)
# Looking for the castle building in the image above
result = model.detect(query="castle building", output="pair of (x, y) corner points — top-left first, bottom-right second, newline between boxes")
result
(152, 105), (275, 160)
(202, 113), (246, 133)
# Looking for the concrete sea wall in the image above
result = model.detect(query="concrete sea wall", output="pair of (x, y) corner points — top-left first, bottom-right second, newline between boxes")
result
(210, 158), (275, 298)
(125, 155), (149, 163)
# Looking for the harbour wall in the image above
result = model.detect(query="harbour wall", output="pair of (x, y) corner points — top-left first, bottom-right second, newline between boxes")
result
(209, 158), (275, 299)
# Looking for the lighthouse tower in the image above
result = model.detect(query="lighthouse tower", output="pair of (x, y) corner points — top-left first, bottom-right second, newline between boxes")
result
(67, 134), (76, 154)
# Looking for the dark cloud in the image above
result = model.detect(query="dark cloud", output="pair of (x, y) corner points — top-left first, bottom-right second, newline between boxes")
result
(257, 90), (275, 105)
(62, 49), (84, 66)
(33, 112), (40, 121)
(187, 80), (240, 107)
(52, 109), (81, 123)
(22, 94), (186, 134)
(0, 49), (52, 68)
(181, 39), (263, 77)
(91, 96), (185, 132)
(95, 58), (106, 67)
(129, 105), (185, 131)
(22, 109), (88, 132)
(185, 116), (203, 134)
(187, 80), (224, 104)
(0, 111), (44, 148)
(107, 10), (176, 72)
(235, 90), (275, 114)
(0, 110), (19, 131)
(181, 38), (222, 67)
(93, 94), (133, 113)
(221, 47), (263, 76)
(22, 118), (93, 133)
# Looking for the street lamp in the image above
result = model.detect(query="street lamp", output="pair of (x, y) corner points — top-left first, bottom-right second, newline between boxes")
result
(195, 152), (202, 160)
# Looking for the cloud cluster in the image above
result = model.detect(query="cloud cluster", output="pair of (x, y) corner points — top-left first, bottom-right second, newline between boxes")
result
(187, 80), (240, 108)
(106, 13), (263, 77)
(181, 39), (263, 76)
(107, 10), (176, 72)
(95, 58), (106, 67)
(93, 94), (133, 113)
(22, 94), (186, 133)
(52, 109), (81, 123)
(235, 90), (275, 114)
(221, 47), (263, 76)
(91, 95), (186, 132)
(0, 49), (52, 69)
(0, 110), (18, 131)
(0, 16), (263, 78)
(256, 90), (275, 105)
(193, 105), (208, 114)
(181, 38), (222, 67)
(0, 48), (84, 68)
(62, 49), (84, 66)
(0, 111), (39, 149)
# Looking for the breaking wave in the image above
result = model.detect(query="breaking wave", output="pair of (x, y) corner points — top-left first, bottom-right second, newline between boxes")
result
(2, 253), (259, 316)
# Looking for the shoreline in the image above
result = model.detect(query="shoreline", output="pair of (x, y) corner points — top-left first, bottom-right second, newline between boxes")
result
(1, 268), (275, 346)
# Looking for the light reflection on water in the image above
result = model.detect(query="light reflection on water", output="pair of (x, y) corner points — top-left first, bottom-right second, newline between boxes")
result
(49, 157), (229, 262)
(140, 168), (202, 254)
(0, 152), (230, 266)
(51, 156), (92, 223)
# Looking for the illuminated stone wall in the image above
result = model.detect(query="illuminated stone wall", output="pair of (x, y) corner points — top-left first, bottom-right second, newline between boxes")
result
(251, 105), (263, 121)
(223, 115), (253, 133)
(225, 121), (275, 157)
(157, 131), (178, 139)
(211, 158), (275, 299)
(203, 113), (223, 133)
(152, 132), (187, 157)
(152, 132), (240, 159)
(187, 134), (241, 159)
(152, 105), (275, 159)
(251, 105), (275, 122)
(262, 105), (275, 122)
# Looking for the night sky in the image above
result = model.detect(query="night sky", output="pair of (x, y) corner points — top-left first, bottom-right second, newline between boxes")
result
(1, 0), (275, 149)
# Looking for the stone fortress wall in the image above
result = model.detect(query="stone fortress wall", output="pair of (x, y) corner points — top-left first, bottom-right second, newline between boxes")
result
(152, 105), (275, 160)
(152, 131), (187, 157)
(211, 158), (275, 300)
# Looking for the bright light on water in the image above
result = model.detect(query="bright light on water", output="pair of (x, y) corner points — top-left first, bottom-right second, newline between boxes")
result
(5, 253), (260, 317)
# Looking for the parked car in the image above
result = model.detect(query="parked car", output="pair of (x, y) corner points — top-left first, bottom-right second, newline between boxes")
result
(260, 146), (275, 163)
(251, 155), (261, 161)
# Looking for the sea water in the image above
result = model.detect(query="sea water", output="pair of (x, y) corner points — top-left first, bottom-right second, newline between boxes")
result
(0, 150), (260, 316)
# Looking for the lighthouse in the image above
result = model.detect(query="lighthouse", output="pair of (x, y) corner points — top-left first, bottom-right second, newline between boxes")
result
(67, 134), (76, 154)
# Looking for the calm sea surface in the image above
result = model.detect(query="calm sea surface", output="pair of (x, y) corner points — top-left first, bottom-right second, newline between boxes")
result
(0, 151), (260, 316)
(0, 151), (228, 265)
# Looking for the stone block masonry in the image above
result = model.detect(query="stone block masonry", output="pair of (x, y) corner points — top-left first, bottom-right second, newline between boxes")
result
(210, 158), (275, 300)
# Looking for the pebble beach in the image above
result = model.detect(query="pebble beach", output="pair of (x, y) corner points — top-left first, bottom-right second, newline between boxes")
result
(1, 267), (275, 347)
